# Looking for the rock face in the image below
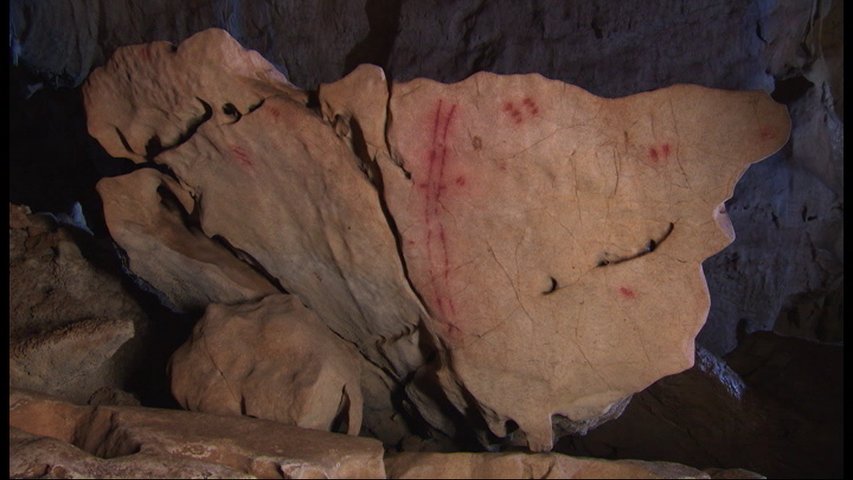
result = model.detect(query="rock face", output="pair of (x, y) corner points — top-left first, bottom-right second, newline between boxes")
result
(83, 29), (790, 450)
(10, 0), (842, 361)
(384, 452), (763, 479)
(331, 66), (789, 449)
(169, 294), (364, 435)
(9, 389), (386, 479)
(96, 168), (280, 312)
(9, 203), (144, 405)
(11, 389), (763, 479)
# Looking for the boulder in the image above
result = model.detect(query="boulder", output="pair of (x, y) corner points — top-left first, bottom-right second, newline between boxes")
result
(169, 294), (364, 435)
(82, 29), (790, 450)
(9, 389), (386, 479)
(9, 203), (143, 404)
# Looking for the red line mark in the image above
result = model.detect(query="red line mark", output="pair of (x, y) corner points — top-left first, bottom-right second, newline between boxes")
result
(455, 176), (466, 186)
(230, 145), (253, 168)
(422, 99), (459, 322)
(269, 107), (281, 120)
(618, 286), (637, 299)
(661, 143), (671, 156)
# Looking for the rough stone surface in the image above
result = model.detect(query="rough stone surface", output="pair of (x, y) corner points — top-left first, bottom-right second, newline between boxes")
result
(97, 168), (280, 312)
(369, 68), (788, 450)
(384, 451), (728, 479)
(169, 294), (364, 435)
(9, 389), (387, 479)
(8, 0), (842, 473)
(557, 335), (843, 479)
(84, 30), (789, 451)
(84, 29), (428, 384)
(10, 427), (253, 479)
(10, 0), (842, 361)
(9, 203), (144, 404)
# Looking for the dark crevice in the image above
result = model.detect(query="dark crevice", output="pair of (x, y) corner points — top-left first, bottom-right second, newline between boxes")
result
(384, 80), (413, 180)
(597, 222), (675, 267)
(305, 89), (321, 112)
(114, 126), (134, 154)
(771, 75), (814, 104)
(209, 234), (289, 294)
(247, 98), (265, 113)
(222, 102), (242, 123)
(756, 21), (768, 44)
(330, 386), (351, 434)
(343, 0), (402, 75)
(144, 96), (213, 161)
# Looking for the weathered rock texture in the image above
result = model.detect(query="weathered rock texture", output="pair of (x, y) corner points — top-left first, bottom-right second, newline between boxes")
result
(9, 203), (144, 404)
(7, 0), (843, 476)
(9, 389), (386, 479)
(384, 452), (764, 479)
(169, 294), (364, 435)
(10, 0), (842, 361)
(97, 168), (280, 312)
(83, 29), (789, 451)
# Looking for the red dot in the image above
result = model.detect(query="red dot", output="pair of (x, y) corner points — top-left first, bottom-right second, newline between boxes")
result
(503, 102), (514, 112)
(455, 176), (466, 186)
(662, 144), (671, 156)
(618, 286), (636, 299)
(649, 147), (659, 162)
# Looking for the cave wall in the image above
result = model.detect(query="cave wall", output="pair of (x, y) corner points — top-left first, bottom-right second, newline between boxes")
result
(10, 0), (842, 356)
(8, 1), (843, 477)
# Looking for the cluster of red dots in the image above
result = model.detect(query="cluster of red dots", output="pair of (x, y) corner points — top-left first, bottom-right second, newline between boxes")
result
(502, 97), (540, 124)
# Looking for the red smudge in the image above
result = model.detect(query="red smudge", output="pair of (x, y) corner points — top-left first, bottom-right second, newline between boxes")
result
(648, 147), (659, 162)
(230, 145), (253, 168)
(269, 107), (281, 120)
(644, 143), (673, 167)
(759, 125), (774, 140)
(503, 102), (514, 112)
(455, 176), (466, 186)
(618, 286), (637, 299)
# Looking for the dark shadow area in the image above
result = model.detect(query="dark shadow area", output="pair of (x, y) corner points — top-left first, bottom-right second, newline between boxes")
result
(344, 0), (402, 76)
